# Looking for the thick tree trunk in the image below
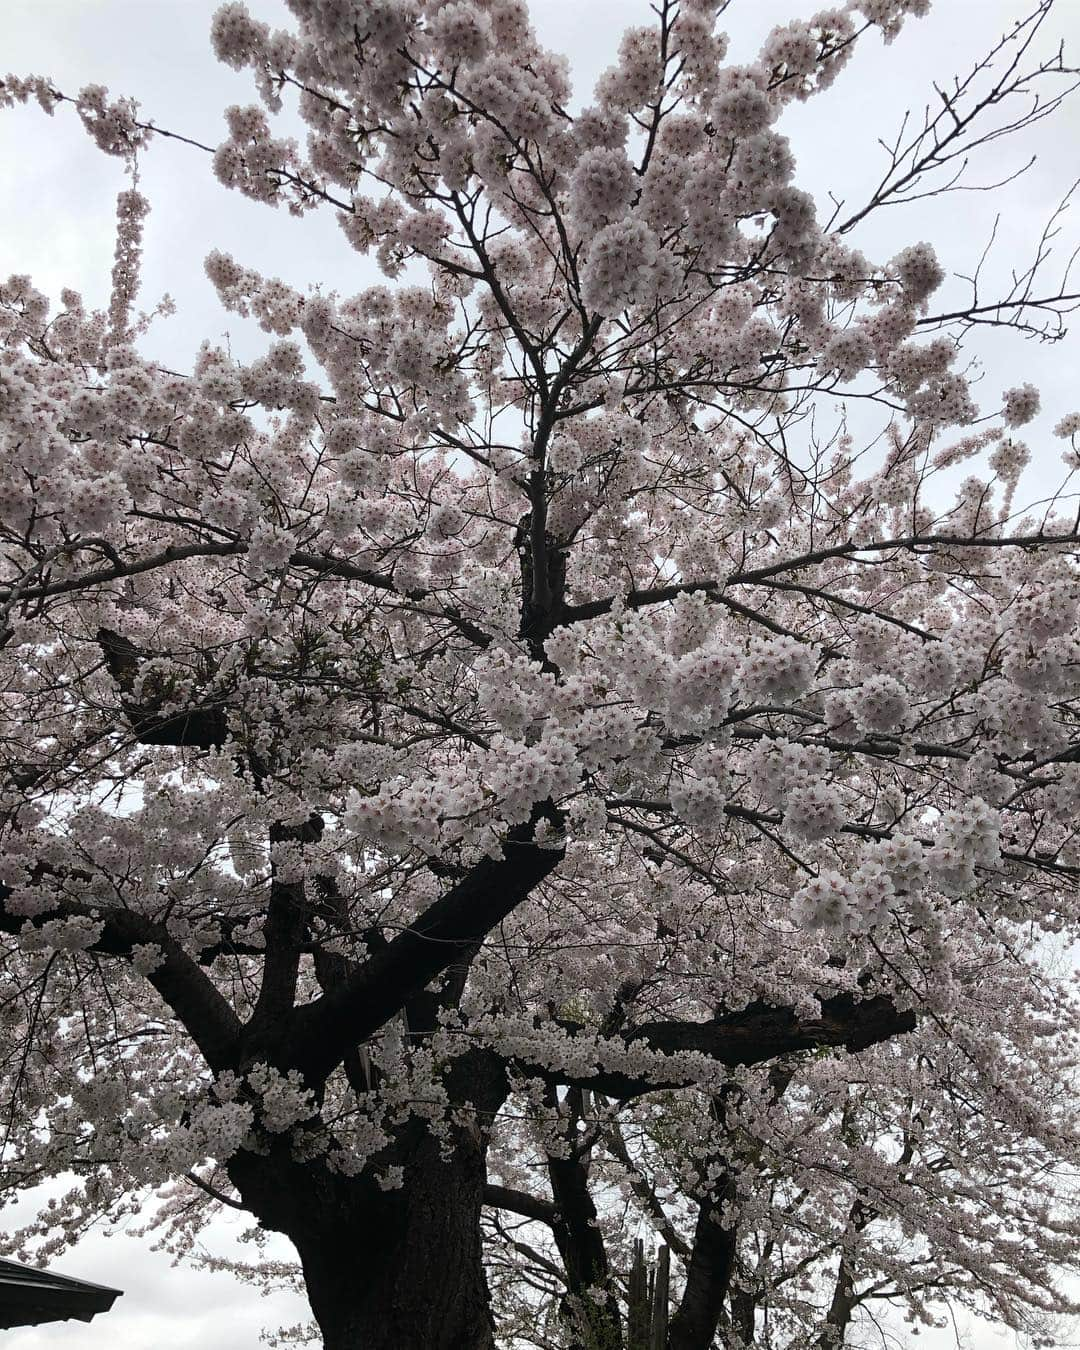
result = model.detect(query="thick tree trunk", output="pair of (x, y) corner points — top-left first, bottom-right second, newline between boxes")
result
(299, 1135), (494, 1350)
(228, 1052), (506, 1350)
(230, 1126), (495, 1350)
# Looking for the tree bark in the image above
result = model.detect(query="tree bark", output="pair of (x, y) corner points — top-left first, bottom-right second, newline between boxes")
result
(813, 1196), (871, 1350)
(727, 1277), (758, 1348)
(228, 1053), (506, 1350)
(303, 1137), (494, 1350)
(546, 1113), (623, 1349)
(228, 1128), (495, 1350)
(665, 1180), (737, 1350)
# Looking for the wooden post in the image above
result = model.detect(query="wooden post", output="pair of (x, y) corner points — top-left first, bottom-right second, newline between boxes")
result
(650, 1245), (670, 1350)
(626, 1240), (671, 1350)
(627, 1240), (648, 1350)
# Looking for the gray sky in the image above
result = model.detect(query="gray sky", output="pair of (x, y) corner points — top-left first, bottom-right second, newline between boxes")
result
(1, 1), (1079, 1346)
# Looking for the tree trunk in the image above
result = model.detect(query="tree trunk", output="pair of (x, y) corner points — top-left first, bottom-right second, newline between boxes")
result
(728, 1278), (758, 1348)
(228, 1052), (506, 1350)
(230, 1125), (494, 1350)
(666, 1180), (736, 1350)
(302, 1135), (494, 1349)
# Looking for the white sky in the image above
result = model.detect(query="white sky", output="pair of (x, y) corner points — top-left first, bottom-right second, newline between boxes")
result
(1, 1), (1079, 1346)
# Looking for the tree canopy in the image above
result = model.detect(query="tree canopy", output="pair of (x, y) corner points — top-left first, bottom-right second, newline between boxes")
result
(2, 1), (1080, 1346)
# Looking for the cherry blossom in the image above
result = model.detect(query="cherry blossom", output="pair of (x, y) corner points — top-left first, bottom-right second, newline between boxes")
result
(1, 1), (1079, 1347)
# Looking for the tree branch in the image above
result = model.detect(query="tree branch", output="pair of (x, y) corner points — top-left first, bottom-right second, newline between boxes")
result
(0, 876), (242, 1072)
(514, 994), (916, 1099)
(283, 805), (565, 1084)
(483, 1183), (559, 1227)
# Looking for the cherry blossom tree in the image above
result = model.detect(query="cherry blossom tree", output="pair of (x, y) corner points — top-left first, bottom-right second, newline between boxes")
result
(484, 949), (1080, 1349)
(2, 1), (1080, 1347)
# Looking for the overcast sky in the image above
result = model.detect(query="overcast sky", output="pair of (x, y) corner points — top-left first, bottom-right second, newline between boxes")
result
(1, 1), (1079, 1346)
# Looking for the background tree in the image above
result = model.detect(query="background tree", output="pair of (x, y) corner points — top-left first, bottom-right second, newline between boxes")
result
(484, 951), (1080, 1348)
(2, 1), (1080, 1347)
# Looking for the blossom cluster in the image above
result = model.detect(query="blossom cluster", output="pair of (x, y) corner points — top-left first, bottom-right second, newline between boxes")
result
(2, 4), (1080, 1336)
